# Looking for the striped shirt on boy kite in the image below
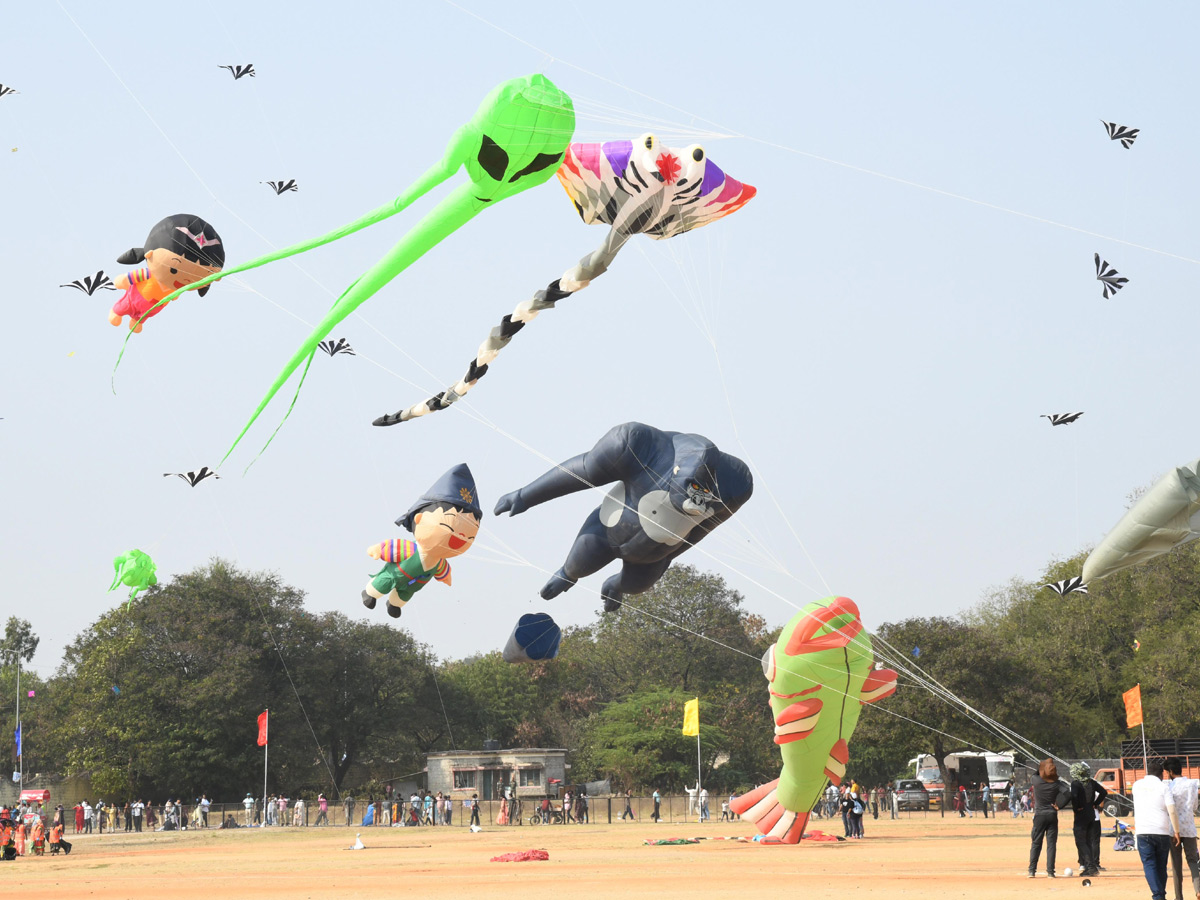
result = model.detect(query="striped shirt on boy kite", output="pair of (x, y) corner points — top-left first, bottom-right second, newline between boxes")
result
(375, 539), (450, 581)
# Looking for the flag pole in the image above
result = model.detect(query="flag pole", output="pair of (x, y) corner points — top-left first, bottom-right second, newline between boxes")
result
(695, 732), (702, 823)
(262, 709), (269, 827)
(1139, 683), (1147, 777)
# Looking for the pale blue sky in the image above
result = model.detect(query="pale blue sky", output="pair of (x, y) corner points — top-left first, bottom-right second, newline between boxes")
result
(5, 1), (1199, 676)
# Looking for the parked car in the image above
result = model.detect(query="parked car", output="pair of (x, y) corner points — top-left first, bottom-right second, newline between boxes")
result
(894, 779), (930, 811)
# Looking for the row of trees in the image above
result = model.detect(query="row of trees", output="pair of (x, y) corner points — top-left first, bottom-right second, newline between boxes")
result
(5, 538), (1199, 801)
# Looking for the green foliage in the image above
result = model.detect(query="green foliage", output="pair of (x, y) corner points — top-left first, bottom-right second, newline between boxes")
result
(2, 617), (39, 663)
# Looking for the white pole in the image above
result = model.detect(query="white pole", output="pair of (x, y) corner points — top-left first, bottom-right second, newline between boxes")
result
(696, 733), (702, 823)
(262, 710), (269, 827)
(15, 654), (20, 789)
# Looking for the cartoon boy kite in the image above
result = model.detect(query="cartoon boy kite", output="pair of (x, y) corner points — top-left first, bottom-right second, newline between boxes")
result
(362, 463), (481, 618)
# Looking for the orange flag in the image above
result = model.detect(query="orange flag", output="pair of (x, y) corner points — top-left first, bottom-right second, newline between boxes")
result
(1123, 685), (1143, 728)
(257, 710), (269, 746)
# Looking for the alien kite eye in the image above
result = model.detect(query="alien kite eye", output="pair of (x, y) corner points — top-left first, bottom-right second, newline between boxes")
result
(508, 151), (563, 183)
(644, 134), (656, 150)
(692, 147), (704, 162)
(476, 135), (509, 182)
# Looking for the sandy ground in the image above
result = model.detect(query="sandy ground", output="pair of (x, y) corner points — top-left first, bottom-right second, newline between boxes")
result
(3, 812), (1162, 900)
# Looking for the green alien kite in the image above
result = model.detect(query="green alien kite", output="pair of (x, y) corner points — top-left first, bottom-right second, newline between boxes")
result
(109, 549), (158, 608)
(122, 74), (575, 464)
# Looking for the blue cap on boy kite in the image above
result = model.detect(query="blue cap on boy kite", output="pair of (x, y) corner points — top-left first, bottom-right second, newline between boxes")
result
(396, 463), (482, 531)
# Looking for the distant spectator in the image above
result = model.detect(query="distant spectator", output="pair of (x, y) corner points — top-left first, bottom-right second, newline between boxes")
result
(314, 793), (329, 827)
(243, 794), (255, 827)
(621, 790), (635, 822)
(343, 794), (354, 827)
(652, 789), (661, 823)
(469, 794), (481, 828)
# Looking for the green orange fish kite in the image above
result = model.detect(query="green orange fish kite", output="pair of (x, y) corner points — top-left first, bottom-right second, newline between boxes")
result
(731, 596), (896, 843)
(120, 74), (576, 464)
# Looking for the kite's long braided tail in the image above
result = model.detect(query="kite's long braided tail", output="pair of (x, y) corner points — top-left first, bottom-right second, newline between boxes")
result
(372, 227), (632, 425)
(372, 277), (576, 426)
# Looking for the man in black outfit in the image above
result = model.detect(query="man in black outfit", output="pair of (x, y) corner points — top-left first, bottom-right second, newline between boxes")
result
(1069, 762), (1108, 877)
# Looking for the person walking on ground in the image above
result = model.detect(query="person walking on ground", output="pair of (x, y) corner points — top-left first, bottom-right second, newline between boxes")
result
(343, 794), (355, 827)
(1164, 757), (1199, 900)
(1028, 758), (1070, 878)
(840, 787), (853, 837)
(445, 796), (453, 826)
(621, 789), (635, 822)
(1133, 758), (1181, 900)
(699, 787), (709, 822)
(578, 791), (589, 824)
(982, 784), (991, 819)
(469, 794), (481, 828)
(652, 789), (662, 823)
(73, 803), (83, 834)
(1068, 763), (1107, 877)
(1009, 781), (1020, 818)
(315, 793), (329, 827)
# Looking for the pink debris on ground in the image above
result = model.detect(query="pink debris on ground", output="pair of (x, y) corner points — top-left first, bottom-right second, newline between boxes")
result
(490, 849), (550, 862)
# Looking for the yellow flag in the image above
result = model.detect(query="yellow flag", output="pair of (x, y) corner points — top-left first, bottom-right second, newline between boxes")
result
(682, 698), (700, 736)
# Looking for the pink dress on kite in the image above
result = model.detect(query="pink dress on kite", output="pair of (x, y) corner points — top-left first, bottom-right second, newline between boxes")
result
(110, 268), (170, 322)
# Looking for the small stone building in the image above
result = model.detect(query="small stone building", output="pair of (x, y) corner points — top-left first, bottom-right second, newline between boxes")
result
(426, 746), (568, 801)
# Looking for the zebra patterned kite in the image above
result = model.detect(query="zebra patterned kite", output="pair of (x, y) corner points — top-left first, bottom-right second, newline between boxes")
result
(1101, 120), (1139, 149)
(264, 180), (298, 194)
(163, 467), (220, 486)
(1044, 577), (1087, 596)
(219, 64), (255, 79)
(374, 133), (755, 425)
(1042, 412), (1084, 426)
(61, 271), (115, 295)
(731, 596), (896, 843)
(1095, 254), (1127, 299)
(1082, 455), (1200, 583)
(141, 74), (574, 464)
(318, 338), (355, 357)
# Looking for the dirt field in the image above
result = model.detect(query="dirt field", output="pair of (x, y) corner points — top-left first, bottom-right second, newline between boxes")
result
(4, 813), (1156, 899)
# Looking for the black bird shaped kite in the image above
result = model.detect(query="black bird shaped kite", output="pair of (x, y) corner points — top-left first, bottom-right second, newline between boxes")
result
(0, 85), (17, 99)
(1095, 254), (1128, 299)
(1101, 120), (1139, 149)
(318, 338), (356, 357)
(60, 270), (115, 295)
(163, 467), (220, 487)
(219, 64), (256, 80)
(263, 179), (299, 194)
(1041, 412), (1084, 426)
(1043, 577), (1087, 596)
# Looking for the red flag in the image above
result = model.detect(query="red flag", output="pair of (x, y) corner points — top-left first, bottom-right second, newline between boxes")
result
(256, 710), (269, 746)
(1123, 685), (1143, 728)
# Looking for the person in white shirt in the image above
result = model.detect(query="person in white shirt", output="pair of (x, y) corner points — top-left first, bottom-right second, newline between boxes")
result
(699, 788), (709, 822)
(1133, 759), (1182, 900)
(131, 800), (144, 833)
(1165, 758), (1199, 900)
(199, 795), (210, 828)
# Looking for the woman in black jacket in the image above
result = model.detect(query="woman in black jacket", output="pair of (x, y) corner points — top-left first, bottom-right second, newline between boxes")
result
(1028, 759), (1071, 877)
